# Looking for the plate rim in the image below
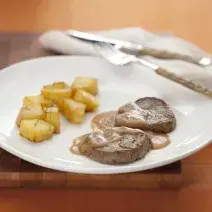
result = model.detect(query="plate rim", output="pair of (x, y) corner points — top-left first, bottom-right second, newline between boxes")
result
(1, 137), (210, 174)
(0, 55), (211, 174)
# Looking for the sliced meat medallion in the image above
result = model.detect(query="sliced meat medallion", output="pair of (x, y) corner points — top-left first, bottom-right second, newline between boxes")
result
(71, 127), (151, 164)
(115, 97), (176, 133)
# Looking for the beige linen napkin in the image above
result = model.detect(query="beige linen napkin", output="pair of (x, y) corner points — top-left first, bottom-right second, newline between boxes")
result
(39, 27), (212, 98)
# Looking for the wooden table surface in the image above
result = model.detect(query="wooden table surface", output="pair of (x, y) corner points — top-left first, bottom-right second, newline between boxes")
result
(0, 0), (211, 211)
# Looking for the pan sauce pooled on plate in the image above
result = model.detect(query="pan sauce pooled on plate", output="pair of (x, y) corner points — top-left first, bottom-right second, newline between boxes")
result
(71, 97), (176, 164)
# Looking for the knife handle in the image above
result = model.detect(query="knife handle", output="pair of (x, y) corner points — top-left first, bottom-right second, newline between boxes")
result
(139, 48), (202, 66)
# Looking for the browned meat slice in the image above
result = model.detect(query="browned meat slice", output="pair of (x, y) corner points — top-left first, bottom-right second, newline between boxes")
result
(115, 97), (176, 133)
(71, 127), (151, 164)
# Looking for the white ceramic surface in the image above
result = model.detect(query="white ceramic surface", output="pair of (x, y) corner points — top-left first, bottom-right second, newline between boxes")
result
(0, 56), (211, 174)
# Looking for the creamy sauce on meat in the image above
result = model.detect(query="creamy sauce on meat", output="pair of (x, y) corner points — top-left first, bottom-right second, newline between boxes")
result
(71, 108), (171, 156)
(88, 131), (122, 148)
(119, 99), (174, 127)
(130, 101), (151, 116)
(88, 127), (145, 148)
(91, 111), (117, 131)
(118, 102), (151, 122)
(91, 110), (171, 150)
(70, 126), (147, 155)
(70, 134), (90, 155)
(116, 110), (147, 125)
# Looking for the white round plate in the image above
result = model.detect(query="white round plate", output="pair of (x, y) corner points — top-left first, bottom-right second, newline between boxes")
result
(0, 56), (211, 174)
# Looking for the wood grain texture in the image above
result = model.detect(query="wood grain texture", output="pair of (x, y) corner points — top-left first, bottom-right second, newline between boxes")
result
(0, 189), (211, 212)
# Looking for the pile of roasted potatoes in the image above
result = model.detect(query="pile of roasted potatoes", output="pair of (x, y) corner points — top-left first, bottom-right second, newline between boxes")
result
(16, 77), (99, 142)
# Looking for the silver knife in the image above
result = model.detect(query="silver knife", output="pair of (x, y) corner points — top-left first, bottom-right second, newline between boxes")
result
(66, 30), (211, 67)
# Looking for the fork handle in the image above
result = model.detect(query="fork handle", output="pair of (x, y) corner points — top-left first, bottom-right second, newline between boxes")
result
(155, 67), (212, 98)
(136, 58), (212, 98)
(139, 48), (202, 65)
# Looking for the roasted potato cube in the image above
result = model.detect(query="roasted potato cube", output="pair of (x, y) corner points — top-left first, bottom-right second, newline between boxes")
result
(54, 99), (65, 114)
(19, 119), (54, 142)
(41, 88), (72, 101)
(16, 106), (43, 127)
(74, 89), (99, 111)
(71, 77), (98, 96)
(23, 95), (53, 108)
(43, 107), (60, 134)
(23, 95), (42, 106)
(41, 99), (54, 108)
(64, 99), (86, 124)
(43, 81), (68, 89)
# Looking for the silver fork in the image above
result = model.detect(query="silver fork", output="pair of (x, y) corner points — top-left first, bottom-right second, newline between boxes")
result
(66, 30), (211, 67)
(95, 43), (212, 99)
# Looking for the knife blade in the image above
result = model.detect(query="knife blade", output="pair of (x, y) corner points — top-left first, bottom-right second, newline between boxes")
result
(67, 30), (129, 46)
(67, 30), (142, 55)
(66, 30), (211, 67)
(67, 30), (145, 56)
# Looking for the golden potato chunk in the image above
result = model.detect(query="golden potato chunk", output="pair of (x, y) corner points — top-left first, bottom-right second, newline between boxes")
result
(54, 99), (65, 113)
(43, 81), (68, 89)
(19, 119), (54, 142)
(23, 95), (42, 106)
(43, 107), (60, 134)
(64, 99), (86, 124)
(71, 77), (98, 96)
(23, 95), (53, 108)
(74, 89), (99, 111)
(41, 88), (72, 101)
(16, 106), (43, 127)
